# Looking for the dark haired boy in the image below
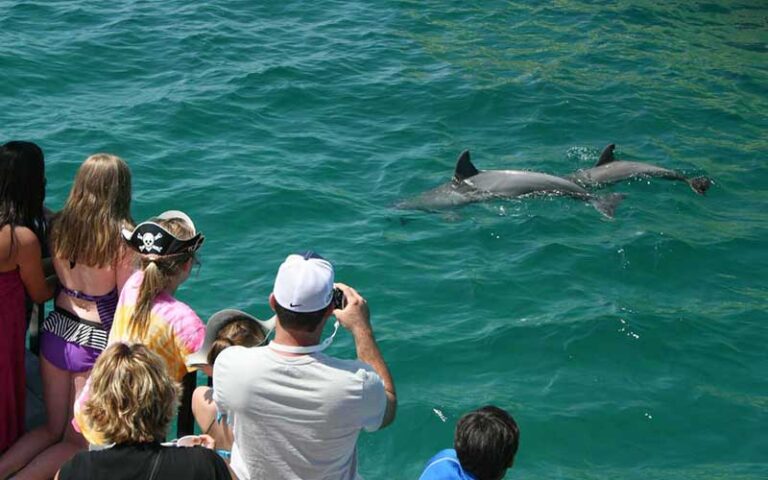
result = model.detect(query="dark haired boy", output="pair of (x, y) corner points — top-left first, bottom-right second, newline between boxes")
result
(419, 406), (520, 480)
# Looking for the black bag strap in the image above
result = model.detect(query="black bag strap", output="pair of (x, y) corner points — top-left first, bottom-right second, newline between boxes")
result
(147, 449), (163, 480)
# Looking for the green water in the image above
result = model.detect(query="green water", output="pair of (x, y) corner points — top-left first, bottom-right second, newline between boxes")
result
(3, 1), (767, 478)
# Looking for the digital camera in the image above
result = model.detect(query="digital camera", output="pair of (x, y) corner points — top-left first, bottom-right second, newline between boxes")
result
(332, 287), (347, 309)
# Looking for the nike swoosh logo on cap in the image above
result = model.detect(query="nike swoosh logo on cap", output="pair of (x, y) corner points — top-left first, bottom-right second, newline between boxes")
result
(290, 303), (302, 307)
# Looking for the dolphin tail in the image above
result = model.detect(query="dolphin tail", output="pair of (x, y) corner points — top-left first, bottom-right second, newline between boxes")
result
(589, 193), (625, 219)
(687, 176), (712, 195)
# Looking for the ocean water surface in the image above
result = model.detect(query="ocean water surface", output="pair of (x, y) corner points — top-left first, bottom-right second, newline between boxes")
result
(2, 1), (766, 478)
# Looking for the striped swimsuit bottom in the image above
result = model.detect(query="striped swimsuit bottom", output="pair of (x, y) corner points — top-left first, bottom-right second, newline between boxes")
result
(42, 308), (110, 351)
(39, 287), (118, 372)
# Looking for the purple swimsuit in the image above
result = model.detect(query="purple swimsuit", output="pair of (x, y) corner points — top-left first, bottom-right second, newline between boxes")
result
(40, 286), (118, 372)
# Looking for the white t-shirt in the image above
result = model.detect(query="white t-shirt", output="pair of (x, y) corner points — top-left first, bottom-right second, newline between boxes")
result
(213, 345), (387, 480)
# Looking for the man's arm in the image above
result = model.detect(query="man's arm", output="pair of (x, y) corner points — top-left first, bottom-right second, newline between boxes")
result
(334, 283), (397, 429)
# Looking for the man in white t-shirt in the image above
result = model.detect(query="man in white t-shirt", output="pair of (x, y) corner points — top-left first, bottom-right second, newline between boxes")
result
(213, 252), (397, 480)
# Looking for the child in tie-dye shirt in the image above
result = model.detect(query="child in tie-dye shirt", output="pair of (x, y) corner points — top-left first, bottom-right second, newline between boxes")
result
(109, 268), (204, 381)
(74, 210), (206, 445)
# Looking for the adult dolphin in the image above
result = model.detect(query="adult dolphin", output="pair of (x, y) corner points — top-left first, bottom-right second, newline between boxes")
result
(397, 150), (625, 218)
(568, 144), (712, 195)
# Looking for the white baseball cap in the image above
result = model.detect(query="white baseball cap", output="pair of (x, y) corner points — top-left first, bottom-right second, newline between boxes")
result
(273, 251), (334, 313)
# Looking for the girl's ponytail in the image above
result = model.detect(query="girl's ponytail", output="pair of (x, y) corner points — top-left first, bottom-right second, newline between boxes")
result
(130, 260), (166, 338)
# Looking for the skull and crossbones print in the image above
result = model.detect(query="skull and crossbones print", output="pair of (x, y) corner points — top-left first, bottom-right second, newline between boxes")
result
(138, 232), (163, 253)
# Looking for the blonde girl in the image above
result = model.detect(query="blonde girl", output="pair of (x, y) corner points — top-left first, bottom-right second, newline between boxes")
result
(56, 343), (232, 480)
(74, 210), (207, 445)
(0, 153), (134, 479)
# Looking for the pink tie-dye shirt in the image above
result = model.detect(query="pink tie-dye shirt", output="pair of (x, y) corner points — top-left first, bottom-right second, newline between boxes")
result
(108, 270), (205, 381)
(74, 270), (205, 444)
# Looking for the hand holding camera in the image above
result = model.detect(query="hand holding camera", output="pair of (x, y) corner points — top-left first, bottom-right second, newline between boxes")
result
(333, 287), (347, 310)
(332, 283), (371, 335)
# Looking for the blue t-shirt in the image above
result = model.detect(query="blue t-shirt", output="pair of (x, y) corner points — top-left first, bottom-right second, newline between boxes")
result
(418, 449), (476, 480)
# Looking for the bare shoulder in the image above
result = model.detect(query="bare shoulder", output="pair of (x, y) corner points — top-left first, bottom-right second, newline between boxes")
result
(9, 227), (43, 269)
(15, 225), (38, 239)
(0, 224), (40, 251)
(13, 226), (42, 251)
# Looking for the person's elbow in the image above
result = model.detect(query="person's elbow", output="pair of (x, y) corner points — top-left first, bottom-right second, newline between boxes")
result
(28, 283), (54, 304)
(379, 391), (397, 429)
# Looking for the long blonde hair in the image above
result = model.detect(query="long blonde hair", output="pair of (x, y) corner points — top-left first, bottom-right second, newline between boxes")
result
(51, 153), (132, 267)
(83, 343), (180, 444)
(130, 217), (195, 338)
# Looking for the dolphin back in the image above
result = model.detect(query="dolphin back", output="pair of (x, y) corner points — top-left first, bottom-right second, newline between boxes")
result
(395, 181), (477, 211)
(571, 144), (713, 196)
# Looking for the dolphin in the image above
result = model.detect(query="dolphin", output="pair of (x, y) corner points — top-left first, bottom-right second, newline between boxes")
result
(397, 150), (625, 218)
(568, 144), (712, 195)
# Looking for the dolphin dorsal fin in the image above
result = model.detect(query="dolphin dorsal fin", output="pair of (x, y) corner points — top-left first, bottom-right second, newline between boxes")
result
(453, 150), (479, 182)
(595, 144), (617, 166)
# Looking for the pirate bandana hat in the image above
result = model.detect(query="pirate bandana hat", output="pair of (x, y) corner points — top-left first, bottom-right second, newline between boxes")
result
(122, 210), (205, 256)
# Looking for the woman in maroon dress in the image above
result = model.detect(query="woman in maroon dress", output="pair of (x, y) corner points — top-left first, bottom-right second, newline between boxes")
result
(0, 141), (55, 453)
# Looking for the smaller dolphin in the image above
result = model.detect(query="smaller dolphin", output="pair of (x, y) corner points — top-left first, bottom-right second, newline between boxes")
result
(568, 144), (712, 195)
(397, 150), (625, 218)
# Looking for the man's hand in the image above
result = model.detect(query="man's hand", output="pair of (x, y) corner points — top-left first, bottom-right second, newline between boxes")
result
(333, 283), (372, 335)
(332, 282), (397, 429)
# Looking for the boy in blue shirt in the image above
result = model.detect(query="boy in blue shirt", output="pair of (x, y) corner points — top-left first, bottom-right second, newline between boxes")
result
(419, 406), (519, 480)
